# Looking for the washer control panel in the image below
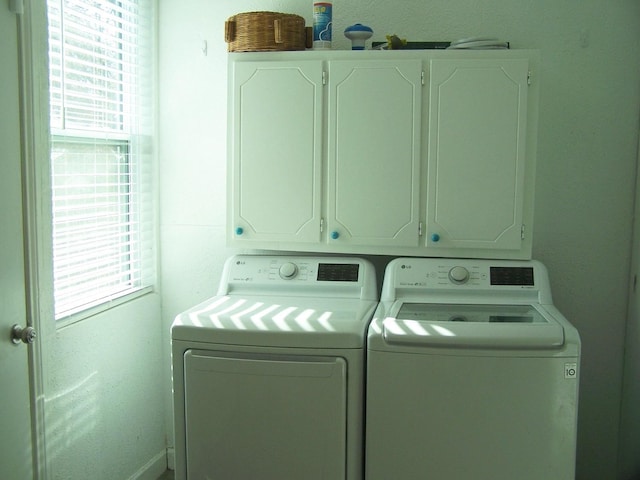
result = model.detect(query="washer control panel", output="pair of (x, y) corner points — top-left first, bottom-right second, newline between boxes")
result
(388, 258), (539, 290)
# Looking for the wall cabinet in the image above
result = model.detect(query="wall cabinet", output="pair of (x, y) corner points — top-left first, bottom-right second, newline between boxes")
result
(227, 50), (539, 259)
(326, 60), (422, 248)
(426, 58), (530, 252)
(229, 60), (323, 244)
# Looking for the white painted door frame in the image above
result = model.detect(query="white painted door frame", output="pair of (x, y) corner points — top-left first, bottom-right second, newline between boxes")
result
(619, 124), (640, 479)
(2, 1), (54, 478)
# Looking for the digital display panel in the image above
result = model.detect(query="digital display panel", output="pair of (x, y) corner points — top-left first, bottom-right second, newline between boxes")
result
(490, 267), (534, 286)
(317, 263), (359, 282)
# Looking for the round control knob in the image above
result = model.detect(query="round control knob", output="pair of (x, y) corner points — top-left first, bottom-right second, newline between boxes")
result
(448, 266), (470, 284)
(279, 262), (298, 279)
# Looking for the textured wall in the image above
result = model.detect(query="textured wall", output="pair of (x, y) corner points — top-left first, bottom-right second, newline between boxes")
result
(158, 1), (640, 478)
(44, 294), (166, 480)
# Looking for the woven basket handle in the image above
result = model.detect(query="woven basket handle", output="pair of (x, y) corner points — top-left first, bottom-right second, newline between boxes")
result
(224, 20), (235, 43)
(273, 19), (283, 44)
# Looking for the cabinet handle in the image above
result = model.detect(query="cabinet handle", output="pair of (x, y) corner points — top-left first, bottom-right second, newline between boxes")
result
(235, 227), (244, 236)
(330, 231), (340, 240)
(431, 233), (440, 242)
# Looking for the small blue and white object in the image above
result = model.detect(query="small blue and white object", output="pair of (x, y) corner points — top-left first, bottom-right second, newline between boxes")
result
(313, 2), (333, 49)
(344, 23), (373, 50)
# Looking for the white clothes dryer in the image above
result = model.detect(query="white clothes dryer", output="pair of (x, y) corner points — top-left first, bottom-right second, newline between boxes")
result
(172, 254), (377, 480)
(365, 257), (580, 480)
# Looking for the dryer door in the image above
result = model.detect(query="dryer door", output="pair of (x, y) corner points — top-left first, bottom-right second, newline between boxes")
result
(183, 350), (347, 479)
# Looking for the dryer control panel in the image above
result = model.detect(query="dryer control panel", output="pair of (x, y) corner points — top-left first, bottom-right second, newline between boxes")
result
(227, 257), (360, 282)
(275, 260), (360, 282)
(218, 255), (377, 300)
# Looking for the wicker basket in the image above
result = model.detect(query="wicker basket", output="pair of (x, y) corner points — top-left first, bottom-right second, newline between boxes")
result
(225, 11), (312, 52)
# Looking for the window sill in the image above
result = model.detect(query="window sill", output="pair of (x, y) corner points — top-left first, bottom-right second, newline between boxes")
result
(55, 285), (155, 329)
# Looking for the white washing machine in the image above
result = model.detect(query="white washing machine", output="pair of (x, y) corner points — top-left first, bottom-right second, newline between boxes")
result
(172, 254), (377, 480)
(366, 257), (580, 480)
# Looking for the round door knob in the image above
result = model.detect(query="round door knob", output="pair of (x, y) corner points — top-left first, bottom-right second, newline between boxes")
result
(235, 227), (244, 236)
(431, 233), (440, 242)
(448, 266), (470, 284)
(11, 324), (36, 345)
(279, 262), (298, 279)
(330, 231), (340, 240)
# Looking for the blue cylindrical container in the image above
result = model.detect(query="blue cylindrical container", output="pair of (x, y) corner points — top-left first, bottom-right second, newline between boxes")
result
(313, 2), (332, 49)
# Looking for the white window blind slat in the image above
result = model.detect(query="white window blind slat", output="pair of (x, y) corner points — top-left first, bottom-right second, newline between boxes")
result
(47, 0), (155, 320)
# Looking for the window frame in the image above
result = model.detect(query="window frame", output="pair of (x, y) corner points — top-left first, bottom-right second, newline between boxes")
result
(46, 0), (157, 324)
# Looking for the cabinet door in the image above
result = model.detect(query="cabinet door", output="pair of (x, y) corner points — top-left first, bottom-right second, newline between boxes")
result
(427, 58), (529, 251)
(229, 61), (323, 243)
(327, 60), (422, 247)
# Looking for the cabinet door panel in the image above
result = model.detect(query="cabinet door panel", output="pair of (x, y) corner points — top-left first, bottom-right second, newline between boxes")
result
(427, 59), (529, 250)
(230, 61), (323, 243)
(328, 60), (422, 246)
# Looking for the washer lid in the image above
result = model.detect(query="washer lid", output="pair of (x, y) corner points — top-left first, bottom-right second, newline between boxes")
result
(172, 294), (377, 348)
(382, 303), (564, 349)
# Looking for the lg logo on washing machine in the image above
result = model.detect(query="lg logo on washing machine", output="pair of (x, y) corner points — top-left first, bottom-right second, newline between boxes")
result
(564, 363), (578, 379)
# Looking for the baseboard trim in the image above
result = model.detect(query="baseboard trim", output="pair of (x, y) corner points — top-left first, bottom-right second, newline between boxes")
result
(166, 446), (175, 471)
(130, 450), (167, 480)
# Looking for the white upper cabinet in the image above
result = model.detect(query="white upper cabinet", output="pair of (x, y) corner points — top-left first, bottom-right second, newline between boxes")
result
(227, 50), (539, 259)
(327, 60), (422, 247)
(426, 58), (530, 251)
(229, 60), (323, 243)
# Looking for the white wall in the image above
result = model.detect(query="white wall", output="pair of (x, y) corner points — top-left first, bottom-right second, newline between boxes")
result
(43, 295), (167, 480)
(158, 1), (640, 479)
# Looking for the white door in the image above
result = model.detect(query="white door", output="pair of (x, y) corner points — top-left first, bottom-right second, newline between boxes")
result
(327, 60), (422, 246)
(427, 58), (529, 251)
(229, 60), (323, 244)
(0, 5), (35, 479)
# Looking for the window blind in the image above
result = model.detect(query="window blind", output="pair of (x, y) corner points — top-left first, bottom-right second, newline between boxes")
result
(47, 0), (155, 319)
